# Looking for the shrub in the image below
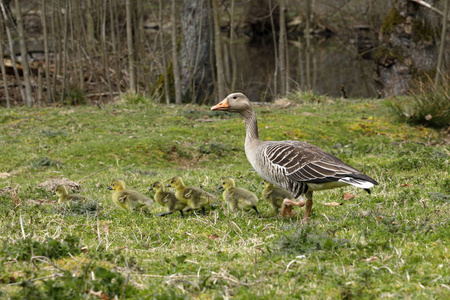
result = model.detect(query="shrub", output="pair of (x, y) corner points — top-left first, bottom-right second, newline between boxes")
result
(387, 77), (450, 128)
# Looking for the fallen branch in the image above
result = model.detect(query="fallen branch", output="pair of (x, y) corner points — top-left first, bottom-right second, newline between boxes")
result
(409, 0), (450, 22)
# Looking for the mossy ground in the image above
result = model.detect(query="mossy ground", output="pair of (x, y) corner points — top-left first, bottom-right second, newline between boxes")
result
(0, 94), (449, 299)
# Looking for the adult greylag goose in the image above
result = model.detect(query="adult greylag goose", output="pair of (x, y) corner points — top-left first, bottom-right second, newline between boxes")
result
(108, 179), (153, 211)
(218, 178), (260, 217)
(150, 181), (187, 217)
(211, 92), (378, 222)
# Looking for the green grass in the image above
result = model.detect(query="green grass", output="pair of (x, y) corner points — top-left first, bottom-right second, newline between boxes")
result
(0, 94), (449, 299)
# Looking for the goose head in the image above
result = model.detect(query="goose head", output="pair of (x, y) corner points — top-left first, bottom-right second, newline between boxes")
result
(150, 181), (165, 192)
(167, 176), (184, 189)
(108, 179), (126, 191)
(218, 178), (236, 190)
(54, 185), (69, 197)
(211, 93), (252, 113)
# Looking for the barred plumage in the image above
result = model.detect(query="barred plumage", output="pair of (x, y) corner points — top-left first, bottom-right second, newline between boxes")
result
(212, 93), (378, 222)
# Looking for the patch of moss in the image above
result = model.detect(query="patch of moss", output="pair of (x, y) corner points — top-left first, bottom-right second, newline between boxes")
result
(412, 19), (435, 43)
(381, 6), (405, 35)
(374, 45), (405, 64)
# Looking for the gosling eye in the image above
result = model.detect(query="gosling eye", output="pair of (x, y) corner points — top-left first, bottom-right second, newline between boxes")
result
(222, 182), (225, 185)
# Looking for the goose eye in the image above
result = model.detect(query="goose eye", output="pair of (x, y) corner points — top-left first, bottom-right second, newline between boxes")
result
(233, 96), (237, 99)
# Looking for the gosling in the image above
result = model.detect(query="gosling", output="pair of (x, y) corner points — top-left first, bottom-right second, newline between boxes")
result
(262, 180), (303, 216)
(167, 176), (217, 215)
(108, 179), (153, 211)
(54, 184), (87, 204)
(219, 178), (259, 217)
(150, 181), (187, 217)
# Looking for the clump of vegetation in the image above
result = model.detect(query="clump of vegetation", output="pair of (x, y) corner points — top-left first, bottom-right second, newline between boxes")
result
(63, 87), (87, 106)
(387, 78), (450, 128)
(55, 200), (102, 216)
(1, 236), (81, 261)
(29, 157), (62, 170)
(279, 224), (349, 255)
(381, 6), (405, 35)
(10, 267), (138, 300)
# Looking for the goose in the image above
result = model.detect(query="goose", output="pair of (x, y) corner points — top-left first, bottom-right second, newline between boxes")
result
(211, 92), (378, 222)
(167, 176), (217, 215)
(218, 178), (259, 217)
(108, 179), (153, 211)
(53, 184), (87, 204)
(150, 181), (187, 217)
(261, 180), (302, 216)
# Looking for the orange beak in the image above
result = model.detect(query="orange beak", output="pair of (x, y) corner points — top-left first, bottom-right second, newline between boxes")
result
(211, 99), (229, 111)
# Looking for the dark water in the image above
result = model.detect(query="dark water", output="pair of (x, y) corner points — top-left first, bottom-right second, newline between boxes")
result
(228, 36), (377, 101)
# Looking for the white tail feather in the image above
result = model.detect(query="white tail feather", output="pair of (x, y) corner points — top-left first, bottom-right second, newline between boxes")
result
(338, 177), (374, 189)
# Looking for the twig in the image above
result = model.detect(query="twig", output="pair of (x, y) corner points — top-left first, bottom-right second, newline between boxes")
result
(19, 213), (26, 238)
(409, 0), (450, 21)
(79, 167), (109, 182)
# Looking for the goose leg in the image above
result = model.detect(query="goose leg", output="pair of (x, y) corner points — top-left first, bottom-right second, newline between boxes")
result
(281, 198), (306, 217)
(179, 210), (184, 217)
(302, 191), (313, 223)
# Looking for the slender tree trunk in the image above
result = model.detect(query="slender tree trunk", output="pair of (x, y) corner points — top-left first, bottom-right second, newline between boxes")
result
(86, 0), (95, 54)
(435, 0), (449, 85)
(212, 0), (225, 99)
(159, 0), (170, 104)
(278, 0), (287, 95)
(305, 0), (312, 90)
(229, 0), (237, 91)
(60, 0), (69, 103)
(0, 16), (10, 108)
(14, 0), (33, 106)
(135, 0), (143, 92)
(126, 0), (136, 92)
(171, 0), (181, 104)
(269, 0), (278, 95)
(41, 0), (52, 103)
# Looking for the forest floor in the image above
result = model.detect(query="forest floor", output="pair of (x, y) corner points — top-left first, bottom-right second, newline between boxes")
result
(0, 93), (449, 299)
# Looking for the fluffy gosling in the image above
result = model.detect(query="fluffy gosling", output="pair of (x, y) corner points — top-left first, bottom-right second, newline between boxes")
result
(54, 184), (87, 204)
(108, 179), (153, 211)
(167, 176), (217, 215)
(262, 180), (300, 216)
(219, 178), (259, 217)
(150, 181), (187, 217)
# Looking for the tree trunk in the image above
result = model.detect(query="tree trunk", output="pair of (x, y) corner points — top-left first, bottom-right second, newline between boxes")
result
(126, 0), (136, 93)
(171, 0), (182, 104)
(180, 0), (213, 103)
(212, 0), (226, 100)
(376, 0), (439, 96)
(41, 0), (52, 103)
(0, 15), (10, 108)
(435, 0), (449, 85)
(278, 0), (287, 96)
(14, 0), (34, 106)
(229, 0), (237, 91)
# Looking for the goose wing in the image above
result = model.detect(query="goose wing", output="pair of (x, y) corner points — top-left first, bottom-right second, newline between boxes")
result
(263, 141), (375, 184)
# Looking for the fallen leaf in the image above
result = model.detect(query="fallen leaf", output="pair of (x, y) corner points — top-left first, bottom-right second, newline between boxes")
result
(323, 202), (343, 207)
(88, 290), (108, 300)
(0, 173), (12, 179)
(425, 114), (432, 121)
(392, 221), (399, 225)
(401, 183), (413, 187)
(377, 216), (383, 221)
(343, 192), (355, 201)
(208, 234), (219, 240)
(363, 256), (379, 262)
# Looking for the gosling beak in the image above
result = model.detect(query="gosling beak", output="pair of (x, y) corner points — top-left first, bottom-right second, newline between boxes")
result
(167, 184), (172, 188)
(52, 192), (56, 195)
(211, 98), (229, 111)
(218, 185), (223, 190)
(261, 181), (264, 185)
(107, 186), (113, 190)
(149, 187), (154, 191)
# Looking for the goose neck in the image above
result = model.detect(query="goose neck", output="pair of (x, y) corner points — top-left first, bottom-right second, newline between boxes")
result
(241, 108), (260, 145)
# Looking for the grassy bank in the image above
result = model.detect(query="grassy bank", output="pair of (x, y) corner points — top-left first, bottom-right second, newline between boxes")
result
(0, 95), (449, 298)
